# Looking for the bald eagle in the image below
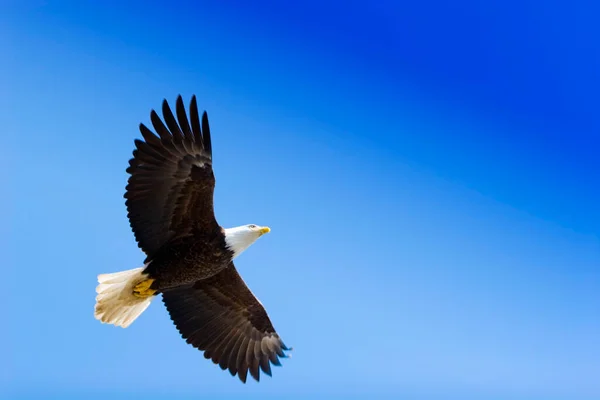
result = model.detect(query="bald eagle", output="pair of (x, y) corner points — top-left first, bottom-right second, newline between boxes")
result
(94, 95), (290, 383)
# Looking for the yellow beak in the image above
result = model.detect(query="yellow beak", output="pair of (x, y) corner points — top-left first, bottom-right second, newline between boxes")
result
(259, 226), (271, 235)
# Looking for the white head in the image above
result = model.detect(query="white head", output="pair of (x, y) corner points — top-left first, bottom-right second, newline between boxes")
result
(224, 224), (271, 259)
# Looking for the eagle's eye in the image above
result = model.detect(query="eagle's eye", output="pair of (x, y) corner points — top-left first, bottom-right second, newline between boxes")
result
(248, 224), (257, 229)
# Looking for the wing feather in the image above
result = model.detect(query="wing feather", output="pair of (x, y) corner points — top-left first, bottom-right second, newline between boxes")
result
(124, 95), (217, 258)
(162, 265), (290, 383)
(176, 96), (195, 143)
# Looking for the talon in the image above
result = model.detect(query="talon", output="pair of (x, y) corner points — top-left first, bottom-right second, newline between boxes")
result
(134, 279), (154, 291)
(133, 279), (156, 298)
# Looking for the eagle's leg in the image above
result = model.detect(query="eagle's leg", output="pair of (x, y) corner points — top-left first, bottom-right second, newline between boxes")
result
(133, 278), (156, 298)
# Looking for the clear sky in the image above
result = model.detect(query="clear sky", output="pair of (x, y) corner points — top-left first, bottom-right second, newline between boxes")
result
(3, 1), (600, 399)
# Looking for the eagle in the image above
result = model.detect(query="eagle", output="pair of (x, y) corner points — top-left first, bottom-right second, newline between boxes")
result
(94, 95), (290, 383)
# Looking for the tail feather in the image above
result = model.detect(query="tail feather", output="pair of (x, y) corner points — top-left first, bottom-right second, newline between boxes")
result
(94, 266), (154, 328)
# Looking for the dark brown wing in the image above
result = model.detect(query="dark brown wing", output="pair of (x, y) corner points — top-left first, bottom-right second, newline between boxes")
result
(125, 95), (216, 258)
(162, 264), (291, 383)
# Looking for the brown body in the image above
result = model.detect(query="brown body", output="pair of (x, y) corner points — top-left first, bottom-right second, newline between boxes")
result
(143, 228), (234, 291)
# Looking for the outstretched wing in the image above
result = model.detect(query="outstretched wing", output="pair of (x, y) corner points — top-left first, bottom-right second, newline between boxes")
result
(125, 95), (217, 258)
(162, 264), (291, 383)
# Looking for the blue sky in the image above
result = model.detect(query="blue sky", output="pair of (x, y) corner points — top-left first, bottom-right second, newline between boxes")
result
(3, 1), (600, 399)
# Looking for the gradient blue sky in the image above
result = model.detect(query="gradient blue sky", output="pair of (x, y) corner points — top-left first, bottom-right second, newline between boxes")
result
(3, 1), (600, 399)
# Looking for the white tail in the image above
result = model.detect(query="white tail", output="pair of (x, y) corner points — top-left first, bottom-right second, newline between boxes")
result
(94, 266), (154, 328)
